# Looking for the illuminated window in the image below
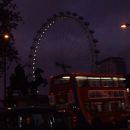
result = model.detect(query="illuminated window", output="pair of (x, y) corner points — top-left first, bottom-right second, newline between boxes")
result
(101, 77), (113, 87)
(76, 76), (89, 87)
(87, 77), (100, 87)
(53, 76), (70, 86)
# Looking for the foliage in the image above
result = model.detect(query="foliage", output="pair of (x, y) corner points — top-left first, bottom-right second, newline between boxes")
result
(0, 0), (22, 75)
(0, 0), (22, 33)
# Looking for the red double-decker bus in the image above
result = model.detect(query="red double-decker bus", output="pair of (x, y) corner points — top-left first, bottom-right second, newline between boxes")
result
(48, 72), (130, 129)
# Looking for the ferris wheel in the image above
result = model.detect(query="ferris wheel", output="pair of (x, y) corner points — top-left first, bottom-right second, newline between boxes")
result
(28, 12), (100, 81)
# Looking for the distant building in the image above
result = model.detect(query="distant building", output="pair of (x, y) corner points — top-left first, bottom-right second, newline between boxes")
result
(97, 57), (127, 74)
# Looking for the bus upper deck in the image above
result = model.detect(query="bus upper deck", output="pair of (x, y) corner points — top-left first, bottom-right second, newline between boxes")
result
(48, 73), (130, 127)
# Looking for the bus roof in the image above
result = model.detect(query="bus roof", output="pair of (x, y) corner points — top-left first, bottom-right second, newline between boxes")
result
(50, 72), (125, 79)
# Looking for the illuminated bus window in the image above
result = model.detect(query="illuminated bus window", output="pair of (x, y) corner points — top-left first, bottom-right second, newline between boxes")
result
(109, 101), (125, 111)
(117, 101), (125, 110)
(101, 77), (113, 87)
(100, 101), (125, 112)
(52, 76), (70, 86)
(113, 77), (119, 87)
(108, 103), (112, 112)
(76, 79), (89, 87)
(118, 78), (126, 87)
(104, 103), (113, 112)
(102, 102), (122, 112)
(87, 77), (100, 87)
(75, 76), (89, 87)
(90, 102), (102, 112)
(121, 102), (125, 110)
(97, 104), (102, 112)
(102, 103), (108, 112)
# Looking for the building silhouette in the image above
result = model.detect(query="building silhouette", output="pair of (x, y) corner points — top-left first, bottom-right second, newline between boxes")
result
(97, 57), (127, 74)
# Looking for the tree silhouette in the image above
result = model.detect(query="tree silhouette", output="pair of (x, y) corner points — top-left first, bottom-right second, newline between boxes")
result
(0, 0), (22, 33)
(8, 67), (48, 96)
(0, 0), (22, 76)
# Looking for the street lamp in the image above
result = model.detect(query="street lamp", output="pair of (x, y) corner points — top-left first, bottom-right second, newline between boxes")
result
(2, 33), (10, 99)
(4, 34), (10, 39)
(121, 23), (130, 29)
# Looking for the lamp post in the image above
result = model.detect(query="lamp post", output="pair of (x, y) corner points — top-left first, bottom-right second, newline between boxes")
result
(2, 33), (10, 99)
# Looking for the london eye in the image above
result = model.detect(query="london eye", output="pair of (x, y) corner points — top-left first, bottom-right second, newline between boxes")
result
(28, 12), (100, 81)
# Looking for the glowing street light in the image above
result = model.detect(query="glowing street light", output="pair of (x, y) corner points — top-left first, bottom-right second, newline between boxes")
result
(4, 34), (10, 39)
(0, 33), (11, 42)
(120, 23), (130, 29)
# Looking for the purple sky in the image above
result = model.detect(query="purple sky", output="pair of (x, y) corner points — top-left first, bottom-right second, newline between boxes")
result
(13, 0), (130, 75)
(0, 0), (130, 99)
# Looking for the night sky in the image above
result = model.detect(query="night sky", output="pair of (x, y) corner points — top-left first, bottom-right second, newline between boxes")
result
(12, 0), (130, 77)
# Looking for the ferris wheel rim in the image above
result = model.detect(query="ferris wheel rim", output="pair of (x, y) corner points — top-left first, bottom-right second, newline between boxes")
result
(28, 11), (99, 81)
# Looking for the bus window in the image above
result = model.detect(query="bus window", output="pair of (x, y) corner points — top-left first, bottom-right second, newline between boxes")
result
(121, 102), (125, 110)
(118, 78), (126, 87)
(76, 79), (89, 87)
(103, 102), (122, 112)
(52, 76), (70, 86)
(109, 101), (125, 111)
(97, 104), (102, 112)
(108, 103), (112, 111)
(87, 77), (100, 87)
(113, 77), (119, 87)
(102, 102), (112, 112)
(90, 102), (102, 112)
(101, 77), (113, 87)
(75, 76), (89, 87)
